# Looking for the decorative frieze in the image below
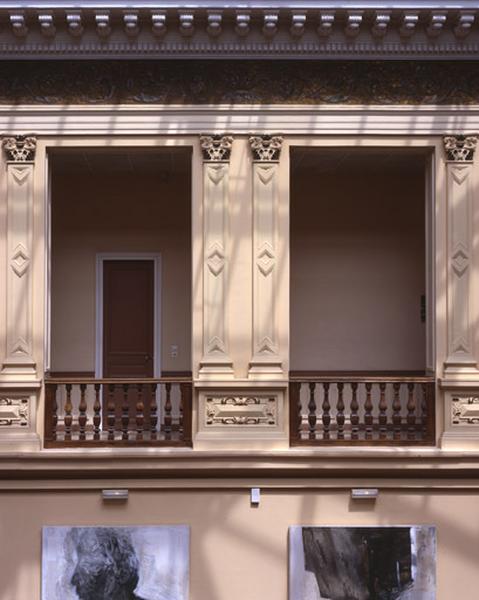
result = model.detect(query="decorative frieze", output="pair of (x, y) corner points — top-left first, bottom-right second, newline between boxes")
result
(452, 397), (479, 425)
(205, 396), (276, 426)
(0, 397), (29, 427)
(199, 134), (234, 378)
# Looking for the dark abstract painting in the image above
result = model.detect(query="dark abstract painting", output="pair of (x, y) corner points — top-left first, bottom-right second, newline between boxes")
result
(289, 526), (436, 600)
(42, 526), (189, 600)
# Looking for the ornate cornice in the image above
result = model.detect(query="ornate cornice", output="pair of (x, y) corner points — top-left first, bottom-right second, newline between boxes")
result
(2, 135), (36, 162)
(200, 135), (233, 162)
(443, 135), (478, 161)
(0, 5), (478, 59)
(249, 135), (283, 162)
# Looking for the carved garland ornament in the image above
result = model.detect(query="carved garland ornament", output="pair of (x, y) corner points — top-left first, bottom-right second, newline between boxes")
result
(206, 396), (276, 426)
(0, 397), (29, 427)
(452, 396), (479, 425)
(200, 134), (233, 162)
(249, 135), (283, 162)
(2, 135), (37, 162)
(443, 135), (478, 162)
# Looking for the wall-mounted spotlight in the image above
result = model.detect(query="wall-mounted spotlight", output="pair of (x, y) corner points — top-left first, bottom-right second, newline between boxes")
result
(102, 489), (129, 502)
(351, 488), (379, 500)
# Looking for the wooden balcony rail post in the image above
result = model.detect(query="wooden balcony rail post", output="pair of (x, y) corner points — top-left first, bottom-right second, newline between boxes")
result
(78, 383), (87, 441)
(64, 383), (73, 442)
(336, 382), (345, 440)
(136, 383), (144, 441)
(350, 382), (359, 441)
(150, 382), (158, 440)
(93, 383), (101, 441)
(164, 381), (172, 440)
(392, 382), (402, 441)
(407, 382), (416, 441)
(308, 382), (317, 440)
(322, 382), (331, 440)
(289, 381), (302, 443)
(180, 382), (193, 446)
(121, 383), (130, 441)
(364, 382), (373, 441)
(378, 382), (387, 440)
(107, 383), (116, 441)
(44, 383), (58, 443)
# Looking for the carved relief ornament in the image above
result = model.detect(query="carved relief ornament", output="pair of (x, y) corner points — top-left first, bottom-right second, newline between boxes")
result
(249, 135), (283, 162)
(205, 395), (276, 426)
(200, 134), (233, 162)
(443, 135), (478, 162)
(2, 135), (36, 162)
(452, 396), (479, 425)
(0, 397), (29, 427)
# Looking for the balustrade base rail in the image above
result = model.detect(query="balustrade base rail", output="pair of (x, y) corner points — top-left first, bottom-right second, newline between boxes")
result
(44, 377), (192, 448)
(289, 373), (436, 446)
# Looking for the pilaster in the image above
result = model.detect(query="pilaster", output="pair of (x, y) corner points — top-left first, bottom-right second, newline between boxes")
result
(1, 136), (37, 376)
(443, 135), (478, 376)
(198, 135), (235, 379)
(0, 135), (40, 450)
(441, 134), (479, 449)
(248, 135), (286, 380)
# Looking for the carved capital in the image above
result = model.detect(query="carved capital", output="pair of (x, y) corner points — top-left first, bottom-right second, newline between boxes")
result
(200, 134), (233, 162)
(249, 135), (283, 162)
(443, 135), (478, 162)
(2, 135), (36, 162)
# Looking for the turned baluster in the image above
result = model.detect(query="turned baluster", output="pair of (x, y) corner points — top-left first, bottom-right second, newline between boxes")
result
(322, 382), (331, 441)
(64, 383), (73, 442)
(378, 382), (387, 440)
(392, 382), (402, 440)
(150, 383), (158, 440)
(364, 382), (373, 441)
(121, 383), (130, 440)
(136, 383), (144, 441)
(307, 382), (317, 440)
(289, 382), (302, 442)
(93, 383), (101, 441)
(407, 382), (416, 441)
(107, 383), (116, 441)
(78, 383), (87, 441)
(336, 382), (345, 440)
(164, 382), (172, 440)
(350, 382), (359, 440)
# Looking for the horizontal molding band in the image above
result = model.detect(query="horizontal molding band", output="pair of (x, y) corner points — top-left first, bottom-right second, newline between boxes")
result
(0, 104), (479, 134)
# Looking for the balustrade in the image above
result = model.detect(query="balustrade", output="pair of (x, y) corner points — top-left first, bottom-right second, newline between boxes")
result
(44, 377), (192, 448)
(289, 373), (435, 446)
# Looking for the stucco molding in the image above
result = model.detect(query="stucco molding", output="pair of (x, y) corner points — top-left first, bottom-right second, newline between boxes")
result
(443, 135), (478, 162)
(2, 135), (36, 163)
(0, 397), (29, 427)
(452, 396), (479, 425)
(205, 395), (277, 426)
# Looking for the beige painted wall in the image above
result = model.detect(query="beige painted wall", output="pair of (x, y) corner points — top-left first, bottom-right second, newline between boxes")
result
(0, 487), (477, 599)
(291, 151), (426, 371)
(50, 152), (191, 373)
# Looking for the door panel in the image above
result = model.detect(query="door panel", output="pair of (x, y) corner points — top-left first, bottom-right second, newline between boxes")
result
(103, 260), (154, 378)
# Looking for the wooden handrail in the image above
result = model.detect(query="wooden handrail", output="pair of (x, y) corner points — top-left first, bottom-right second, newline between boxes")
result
(44, 376), (192, 385)
(289, 371), (435, 383)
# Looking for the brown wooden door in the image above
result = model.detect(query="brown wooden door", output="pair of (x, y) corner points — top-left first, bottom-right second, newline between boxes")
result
(103, 260), (155, 378)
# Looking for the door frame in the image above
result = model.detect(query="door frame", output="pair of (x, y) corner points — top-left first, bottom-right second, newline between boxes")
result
(95, 253), (162, 379)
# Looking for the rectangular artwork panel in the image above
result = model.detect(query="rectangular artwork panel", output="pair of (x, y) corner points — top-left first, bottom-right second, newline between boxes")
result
(289, 526), (436, 600)
(42, 525), (189, 600)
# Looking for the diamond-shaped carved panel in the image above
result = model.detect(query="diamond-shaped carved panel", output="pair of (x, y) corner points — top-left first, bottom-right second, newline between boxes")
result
(11, 244), (29, 277)
(257, 243), (275, 276)
(452, 245), (469, 276)
(206, 244), (225, 276)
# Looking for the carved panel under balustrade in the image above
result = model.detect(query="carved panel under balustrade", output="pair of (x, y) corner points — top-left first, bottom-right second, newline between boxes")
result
(44, 377), (192, 448)
(289, 373), (435, 446)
